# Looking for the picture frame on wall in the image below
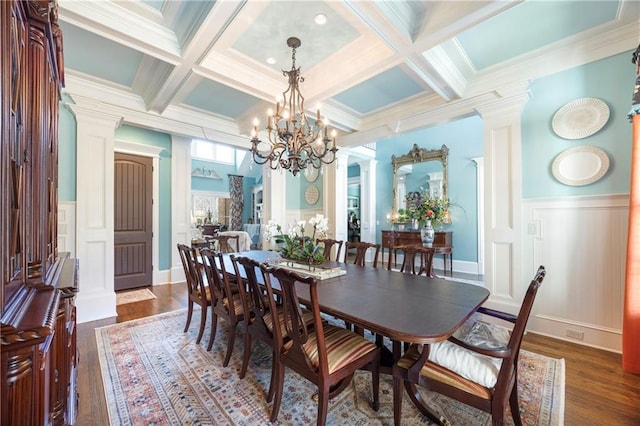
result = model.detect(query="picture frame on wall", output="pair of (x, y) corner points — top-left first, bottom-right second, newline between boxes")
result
(348, 196), (359, 209)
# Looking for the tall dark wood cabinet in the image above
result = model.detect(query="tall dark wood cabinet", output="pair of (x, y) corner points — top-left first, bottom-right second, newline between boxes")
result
(1, 1), (78, 425)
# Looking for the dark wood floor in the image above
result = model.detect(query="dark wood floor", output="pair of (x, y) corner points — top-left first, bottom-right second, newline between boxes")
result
(76, 282), (640, 426)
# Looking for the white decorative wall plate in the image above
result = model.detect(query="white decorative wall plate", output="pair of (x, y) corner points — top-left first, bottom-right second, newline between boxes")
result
(304, 166), (319, 183)
(552, 98), (610, 140)
(305, 185), (319, 204)
(551, 146), (609, 186)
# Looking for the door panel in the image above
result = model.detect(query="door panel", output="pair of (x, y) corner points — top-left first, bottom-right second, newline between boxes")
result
(114, 153), (152, 290)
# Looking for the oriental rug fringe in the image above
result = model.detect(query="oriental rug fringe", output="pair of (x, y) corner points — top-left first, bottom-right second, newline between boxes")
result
(96, 309), (564, 425)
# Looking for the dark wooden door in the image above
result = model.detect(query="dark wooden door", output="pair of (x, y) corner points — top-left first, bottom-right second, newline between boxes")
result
(114, 153), (153, 290)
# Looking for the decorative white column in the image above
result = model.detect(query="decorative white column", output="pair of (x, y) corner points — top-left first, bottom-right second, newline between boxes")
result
(326, 153), (349, 244)
(67, 104), (122, 324)
(471, 157), (485, 275)
(262, 167), (287, 250)
(357, 159), (378, 263)
(171, 135), (192, 283)
(475, 91), (530, 310)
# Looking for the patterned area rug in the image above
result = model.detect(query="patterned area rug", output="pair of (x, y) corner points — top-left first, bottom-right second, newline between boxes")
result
(95, 309), (565, 425)
(115, 288), (157, 306)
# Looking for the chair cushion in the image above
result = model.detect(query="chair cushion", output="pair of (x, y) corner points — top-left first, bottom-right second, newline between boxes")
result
(452, 313), (511, 349)
(284, 324), (377, 374)
(222, 294), (245, 316)
(426, 315), (511, 389)
(263, 306), (314, 337)
(397, 346), (493, 399)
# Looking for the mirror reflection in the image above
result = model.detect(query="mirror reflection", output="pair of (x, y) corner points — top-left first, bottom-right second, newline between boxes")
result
(392, 144), (448, 213)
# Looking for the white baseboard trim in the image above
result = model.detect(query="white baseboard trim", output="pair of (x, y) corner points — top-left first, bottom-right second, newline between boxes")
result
(155, 269), (171, 285)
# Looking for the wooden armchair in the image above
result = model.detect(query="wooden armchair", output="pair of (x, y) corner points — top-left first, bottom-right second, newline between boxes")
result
(392, 266), (546, 426)
(177, 244), (213, 346)
(344, 241), (381, 267)
(262, 264), (381, 425)
(198, 248), (247, 363)
(316, 238), (343, 261)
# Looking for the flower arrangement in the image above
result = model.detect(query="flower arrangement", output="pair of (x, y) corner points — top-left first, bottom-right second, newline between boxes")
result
(389, 209), (411, 223)
(405, 191), (450, 226)
(263, 214), (329, 264)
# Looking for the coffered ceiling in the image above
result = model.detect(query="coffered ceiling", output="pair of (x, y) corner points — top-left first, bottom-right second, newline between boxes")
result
(58, 0), (639, 150)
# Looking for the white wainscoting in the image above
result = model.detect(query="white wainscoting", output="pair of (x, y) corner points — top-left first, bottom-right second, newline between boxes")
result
(522, 194), (629, 353)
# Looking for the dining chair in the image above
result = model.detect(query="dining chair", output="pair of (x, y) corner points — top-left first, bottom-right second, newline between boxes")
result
(344, 241), (381, 268)
(198, 248), (247, 364)
(389, 244), (421, 274)
(316, 238), (343, 261)
(230, 255), (314, 402)
(176, 244), (213, 346)
(392, 266), (546, 426)
(207, 234), (240, 253)
(262, 264), (381, 425)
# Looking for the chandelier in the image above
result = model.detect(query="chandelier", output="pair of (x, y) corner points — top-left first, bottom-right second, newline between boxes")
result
(250, 37), (338, 176)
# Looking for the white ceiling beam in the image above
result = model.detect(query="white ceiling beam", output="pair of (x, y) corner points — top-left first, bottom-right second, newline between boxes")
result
(58, 0), (181, 64)
(141, 1), (248, 114)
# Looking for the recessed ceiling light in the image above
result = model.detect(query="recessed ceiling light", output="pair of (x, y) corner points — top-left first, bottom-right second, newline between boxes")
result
(315, 13), (327, 25)
(266, 57), (276, 65)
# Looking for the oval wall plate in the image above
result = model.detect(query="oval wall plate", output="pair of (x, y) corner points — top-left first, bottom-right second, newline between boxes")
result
(305, 185), (320, 204)
(552, 98), (610, 140)
(304, 167), (319, 183)
(551, 146), (609, 186)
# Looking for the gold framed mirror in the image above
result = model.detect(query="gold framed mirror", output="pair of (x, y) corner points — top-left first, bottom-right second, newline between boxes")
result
(392, 144), (449, 213)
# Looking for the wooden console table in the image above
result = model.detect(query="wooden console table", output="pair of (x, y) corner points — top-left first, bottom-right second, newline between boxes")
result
(381, 230), (453, 273)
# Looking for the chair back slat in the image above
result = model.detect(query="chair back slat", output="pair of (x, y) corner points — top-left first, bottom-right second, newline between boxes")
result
(200, 248), (243, 318)
(316, 238), (343, 261)
(345, 241), (381, 267)
(177, 244), (207, 300)
(391, 245), (421, 274)
(207, 234), (240, 253)
(262, 265), (325, 374)
(232, 255), (278, 332)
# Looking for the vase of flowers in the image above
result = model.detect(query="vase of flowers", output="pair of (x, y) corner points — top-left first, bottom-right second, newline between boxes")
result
(421, 220), (435, 246)
(405, 191), (450, 230)
(263, 214), (329, 266)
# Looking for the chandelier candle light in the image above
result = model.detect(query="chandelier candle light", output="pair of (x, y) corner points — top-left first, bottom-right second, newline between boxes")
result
(250, 37), (338, 176)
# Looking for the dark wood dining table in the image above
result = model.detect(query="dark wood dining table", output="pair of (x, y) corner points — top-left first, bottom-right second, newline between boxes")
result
(223, 250), (489, 346)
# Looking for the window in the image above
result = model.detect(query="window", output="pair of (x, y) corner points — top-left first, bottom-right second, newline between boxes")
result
(191, 140), (236, 165)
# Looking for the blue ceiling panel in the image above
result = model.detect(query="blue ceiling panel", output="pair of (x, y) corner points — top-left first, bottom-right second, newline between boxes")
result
(59, 22), (143, 87)
(184, 79), (263, 118)
(332, 66), (424, 114)
(140, 0), (164, 12)
(457, 1), (620, 71)
(173, 1), (216, 48)
(232, 1), (359, 72)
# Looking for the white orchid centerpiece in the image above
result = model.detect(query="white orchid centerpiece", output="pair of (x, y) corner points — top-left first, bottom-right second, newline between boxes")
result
(263, 214), (329, 264)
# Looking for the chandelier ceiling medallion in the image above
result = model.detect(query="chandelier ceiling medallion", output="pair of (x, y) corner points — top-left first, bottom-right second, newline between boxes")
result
(250, 37), (338, 176)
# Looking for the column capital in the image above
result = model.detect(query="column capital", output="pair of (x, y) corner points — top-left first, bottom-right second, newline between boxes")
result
(474, 92), (531, 121)
(66, 103), (123, 129)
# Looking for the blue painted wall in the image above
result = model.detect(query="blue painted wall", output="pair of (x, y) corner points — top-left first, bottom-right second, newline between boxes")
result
(522, 50), (633, 197)
(114, 125), (173, 270)
(375, 116), (484, 262)
(58, 101), (76, 201)
(286, 172), (323, 211)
